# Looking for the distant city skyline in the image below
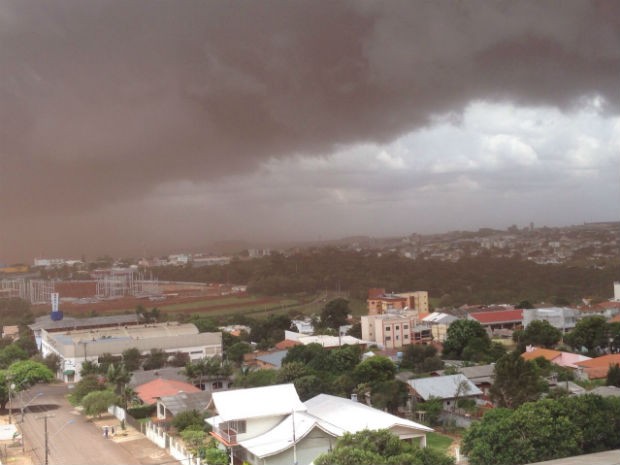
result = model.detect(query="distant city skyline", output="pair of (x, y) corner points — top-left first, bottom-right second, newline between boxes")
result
(1, 1), (619, 264)
(5, 219), (618, 265)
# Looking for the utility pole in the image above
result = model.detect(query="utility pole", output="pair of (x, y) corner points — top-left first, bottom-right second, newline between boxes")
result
(44, 415), (48, 465)
(37, 414), (54, 465)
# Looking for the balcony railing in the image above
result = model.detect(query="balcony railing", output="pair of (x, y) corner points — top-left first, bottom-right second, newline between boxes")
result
(213, 426), (238, 446)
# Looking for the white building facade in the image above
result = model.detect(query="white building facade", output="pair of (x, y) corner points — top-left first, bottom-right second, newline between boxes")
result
(41, 323), (222, 382)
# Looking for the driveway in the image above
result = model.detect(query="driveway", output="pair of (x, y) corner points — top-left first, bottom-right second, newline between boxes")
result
(17, 384), (178, 465)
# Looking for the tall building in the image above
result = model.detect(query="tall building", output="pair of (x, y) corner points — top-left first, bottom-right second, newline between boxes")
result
(367, 289), (429, 315)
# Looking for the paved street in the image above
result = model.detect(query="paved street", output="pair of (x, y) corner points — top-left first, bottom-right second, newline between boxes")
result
(16, 384), (178, 465)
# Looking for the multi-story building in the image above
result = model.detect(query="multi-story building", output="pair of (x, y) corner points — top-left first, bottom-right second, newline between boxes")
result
(522, 307), (579, 332)
(421, 312), (458, 342)
(41, 322), (222, 383)
(361, 311), (432, 349)
(367, 289), (429, 315)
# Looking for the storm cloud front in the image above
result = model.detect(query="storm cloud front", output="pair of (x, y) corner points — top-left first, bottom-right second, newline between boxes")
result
(1, 1), (619, 261)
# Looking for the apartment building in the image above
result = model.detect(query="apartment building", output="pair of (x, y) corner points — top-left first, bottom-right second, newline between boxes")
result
(361, 311), (432, 349)
(367, 289), (429, 315)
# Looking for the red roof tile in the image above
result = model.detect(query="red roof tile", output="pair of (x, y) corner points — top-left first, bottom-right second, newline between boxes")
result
(575, 354), (620, 379)
(135, 378), (200, 405)
(275, 339), (301, 350)
(469, 309), (523, 324)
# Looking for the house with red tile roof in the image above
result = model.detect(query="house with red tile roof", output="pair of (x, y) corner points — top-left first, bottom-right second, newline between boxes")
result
(521, 346), (591, 369)
(135, 378), (201, 405)
(468, 309), (523, 331)
(574, 354), (620, 380)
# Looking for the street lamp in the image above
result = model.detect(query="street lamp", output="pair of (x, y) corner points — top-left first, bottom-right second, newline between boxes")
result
(8, 382), (15, 424)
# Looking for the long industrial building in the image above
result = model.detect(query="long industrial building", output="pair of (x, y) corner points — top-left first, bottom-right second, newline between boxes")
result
(41, 322), (222, 382)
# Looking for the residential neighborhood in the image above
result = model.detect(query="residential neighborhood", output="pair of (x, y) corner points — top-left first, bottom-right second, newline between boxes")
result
(0, 277), (619, 465)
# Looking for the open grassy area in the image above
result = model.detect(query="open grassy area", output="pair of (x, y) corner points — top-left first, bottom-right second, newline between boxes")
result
(426, 432), (454, 454)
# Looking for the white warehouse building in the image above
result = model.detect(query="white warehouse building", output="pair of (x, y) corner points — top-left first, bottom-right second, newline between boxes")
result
(41, 323), (222, 382)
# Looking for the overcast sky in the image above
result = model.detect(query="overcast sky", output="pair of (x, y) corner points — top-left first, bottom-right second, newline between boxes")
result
(1, 1), (619, 263)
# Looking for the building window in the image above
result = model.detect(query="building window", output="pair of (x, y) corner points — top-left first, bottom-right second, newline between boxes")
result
(404, 325), (409, 329)
(396, 335), (399, 340)
(395, 326), (400, 330)
(385, 336), (391, 341)
(385, 327), (391, 331)
(234, 420), (247, 434)
(404, 334), (409, 339)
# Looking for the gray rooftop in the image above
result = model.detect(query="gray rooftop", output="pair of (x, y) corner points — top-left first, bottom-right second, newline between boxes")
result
(158, 391), (213, 416)
(130, 367), (189, 388)
(586, 386), (620, 398)
(408, 374), (482, 400)
(526, 449), (620, 465)
(255, 350), (288, 369)
(436, 364), (495, 383)
(29, 314), (139, 331)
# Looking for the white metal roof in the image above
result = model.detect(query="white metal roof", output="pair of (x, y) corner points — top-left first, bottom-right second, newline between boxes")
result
(407, 374), (482, 400)
(211, 383), (306, 421)
(304, 394), (432, 434)
(240, 411), (334, 458)
(238, 394), (432, 459)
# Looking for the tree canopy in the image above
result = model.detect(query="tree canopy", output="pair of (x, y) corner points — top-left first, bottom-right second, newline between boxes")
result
(513, 320), (562, 351)
(315, 429), (454, 465)
(564, 315), (609, 354)
(463, 395), (620, 465)
(490, 352), (547, 408)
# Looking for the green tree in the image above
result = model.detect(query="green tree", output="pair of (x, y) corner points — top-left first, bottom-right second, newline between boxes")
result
(320, 298), (350, 331)
(0, 344), (28, 369)
(172, 409), (206, 432)
(276, 362), (312, 384)
(235, 368), (277, 388)
(80, 360), (101, 377)
(293, 374), (325, 401)
(226, 342), (252, 364)
(81, 390), (118, 417)
(463, 399), (591, 465)
(202, 445), (228, 465)
(607, 364), (620, 387)
(72, 374), (107, 403)
(371, 380), (409, 413)
(513, 320), (562, 351)
(442, 320), (490, 361)
(97, 353), (120, 373)
(353, 356), (396, 384)
(121, 348), (142, 371)
(315, 429), (454, 465)
(143, 349), (166, 370)
(8, 360), (54, 389)
(565, 316), (608, 354)
(490, 352), (547, 408)
(106, 364), (131, 396)
(400, 345), (444, 373)
(180, 429), (206, 455)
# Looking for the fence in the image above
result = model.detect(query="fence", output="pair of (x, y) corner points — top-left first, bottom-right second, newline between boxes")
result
(144, 420), (204, 465)
(107, 405), (208, 464)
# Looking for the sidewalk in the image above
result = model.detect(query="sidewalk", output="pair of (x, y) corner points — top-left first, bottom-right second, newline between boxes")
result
(91, 414), (144, 443)
(0, 414), (33, 465)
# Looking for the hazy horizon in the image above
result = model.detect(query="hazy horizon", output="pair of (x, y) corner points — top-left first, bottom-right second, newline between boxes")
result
(2, 1), (619, 264)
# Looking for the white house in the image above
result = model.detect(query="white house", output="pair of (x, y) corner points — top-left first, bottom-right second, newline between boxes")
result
(207, 385), (432, 465)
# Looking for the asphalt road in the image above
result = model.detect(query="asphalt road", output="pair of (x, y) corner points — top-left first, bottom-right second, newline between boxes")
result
(16, 384), (177, 465)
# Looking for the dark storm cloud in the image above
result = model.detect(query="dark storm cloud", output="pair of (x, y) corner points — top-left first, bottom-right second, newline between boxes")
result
(1, 1), (619, 260)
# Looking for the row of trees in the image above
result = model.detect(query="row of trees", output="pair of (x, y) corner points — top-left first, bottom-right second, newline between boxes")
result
(463, 395), (620, 465)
